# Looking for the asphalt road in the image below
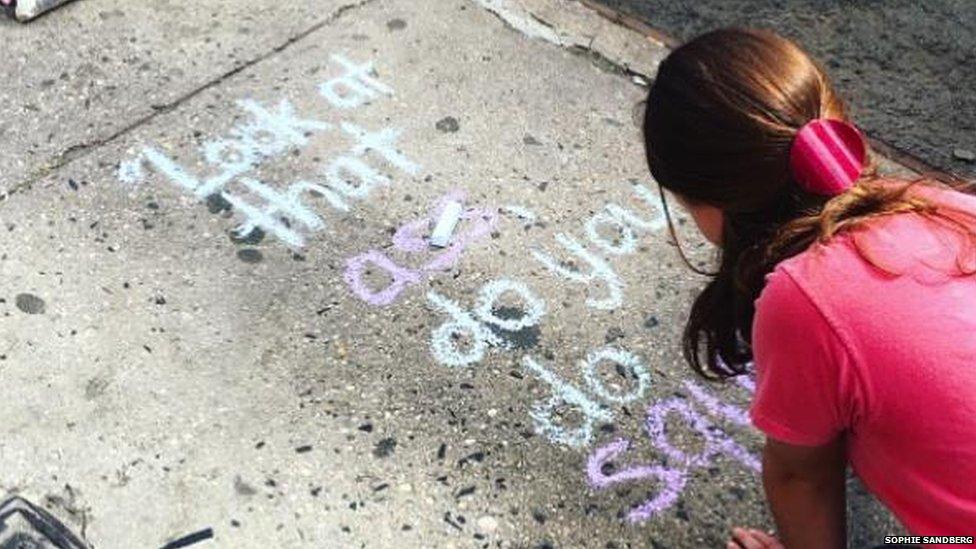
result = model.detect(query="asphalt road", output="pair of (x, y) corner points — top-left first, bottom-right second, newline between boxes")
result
(591, 0), (976, 179)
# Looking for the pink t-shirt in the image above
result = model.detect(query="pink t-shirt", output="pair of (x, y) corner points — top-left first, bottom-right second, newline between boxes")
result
(751, 185), (976, 536)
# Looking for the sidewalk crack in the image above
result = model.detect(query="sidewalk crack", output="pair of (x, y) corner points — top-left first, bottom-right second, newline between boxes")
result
(0, 0), (379, 202)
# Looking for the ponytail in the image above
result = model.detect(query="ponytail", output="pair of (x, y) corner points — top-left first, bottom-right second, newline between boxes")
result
(643, 28), (976, 379)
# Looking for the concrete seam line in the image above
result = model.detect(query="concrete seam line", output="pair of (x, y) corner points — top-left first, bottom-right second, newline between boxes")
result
(0, 0), (379, 202)
(469, 0), (567, 46)
(469, 0), (651, 82)
(575, 0), (679, 48)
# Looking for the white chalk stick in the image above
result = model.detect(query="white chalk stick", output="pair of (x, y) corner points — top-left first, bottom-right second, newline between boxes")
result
(11, 0), (75, 21)
(429, 201), (464, 248)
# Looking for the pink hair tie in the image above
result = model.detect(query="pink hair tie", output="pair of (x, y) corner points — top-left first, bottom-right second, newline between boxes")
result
(789, 118), (867, 196)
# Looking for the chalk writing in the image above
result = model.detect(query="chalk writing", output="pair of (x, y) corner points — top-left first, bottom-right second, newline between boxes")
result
(129, 99), (332, 197)
(530, 182), (665, 310)
(586, 439), (687, 522)
(416, 178), (750, 465)
(502, 204), (538, 223)
(736, 372), (757, 393)
(531, 233), (625, 310)
(521, 346), (651, 448)
(340, 122), (421, 176)
(427, 290), (502, 368)
(473, 278), (545, 330)
(320, 155), (390, 202)
(585, 184), (667, 255)
(118, 55), (418, 248)
(346, 251), (424, 305)
(587, 379), (759, 522)
(522, 354), (615, 448)
(116, 48), (763, 529)
(319, 54), (394, 109)
(344, 191), (498, 306)
(683, 380), (751, 427)
(645, 398), (759, 470)
(222, 177), (320, 247)
(427, 278), (546, 368)
(582, 347), (651, 404)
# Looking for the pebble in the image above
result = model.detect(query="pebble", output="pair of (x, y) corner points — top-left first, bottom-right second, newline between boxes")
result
(206, 193), (233, 214)
(953, 148), (975, 162)
(236, 248), (263, 264)
(476, 515), (498, 533)
(15, 293), (45, 314)
(604, 327), (625, 343)
(373, 437), (397, 458)
(436, 116), (460, 133)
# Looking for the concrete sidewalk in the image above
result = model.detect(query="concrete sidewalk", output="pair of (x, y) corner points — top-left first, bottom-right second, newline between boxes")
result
(0, 0), (903, 547)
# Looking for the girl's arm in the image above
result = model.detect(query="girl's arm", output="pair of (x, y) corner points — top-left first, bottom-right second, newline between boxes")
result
(763, 435), (847, 549)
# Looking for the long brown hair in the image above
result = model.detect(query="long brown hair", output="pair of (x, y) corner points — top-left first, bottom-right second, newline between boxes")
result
(643, 28), (976, 379)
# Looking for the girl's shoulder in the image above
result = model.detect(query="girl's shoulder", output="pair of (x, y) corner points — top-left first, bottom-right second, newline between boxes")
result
(860, 179), (976, 282)
(781, 178), (976, 287)
(905, 178), (976, 211)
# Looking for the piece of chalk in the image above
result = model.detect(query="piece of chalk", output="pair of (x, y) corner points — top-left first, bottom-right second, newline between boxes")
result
(5, 0), (77, 21)
(429, 201), (464, 248)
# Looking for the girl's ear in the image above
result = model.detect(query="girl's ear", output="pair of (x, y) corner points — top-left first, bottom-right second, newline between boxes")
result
(675, 194), (724, 245)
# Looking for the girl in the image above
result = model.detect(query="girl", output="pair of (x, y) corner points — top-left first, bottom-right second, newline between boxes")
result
(641, 28), (976, 547)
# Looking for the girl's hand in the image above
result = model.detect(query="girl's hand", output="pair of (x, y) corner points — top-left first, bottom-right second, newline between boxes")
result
(727, 527), (785, 549)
